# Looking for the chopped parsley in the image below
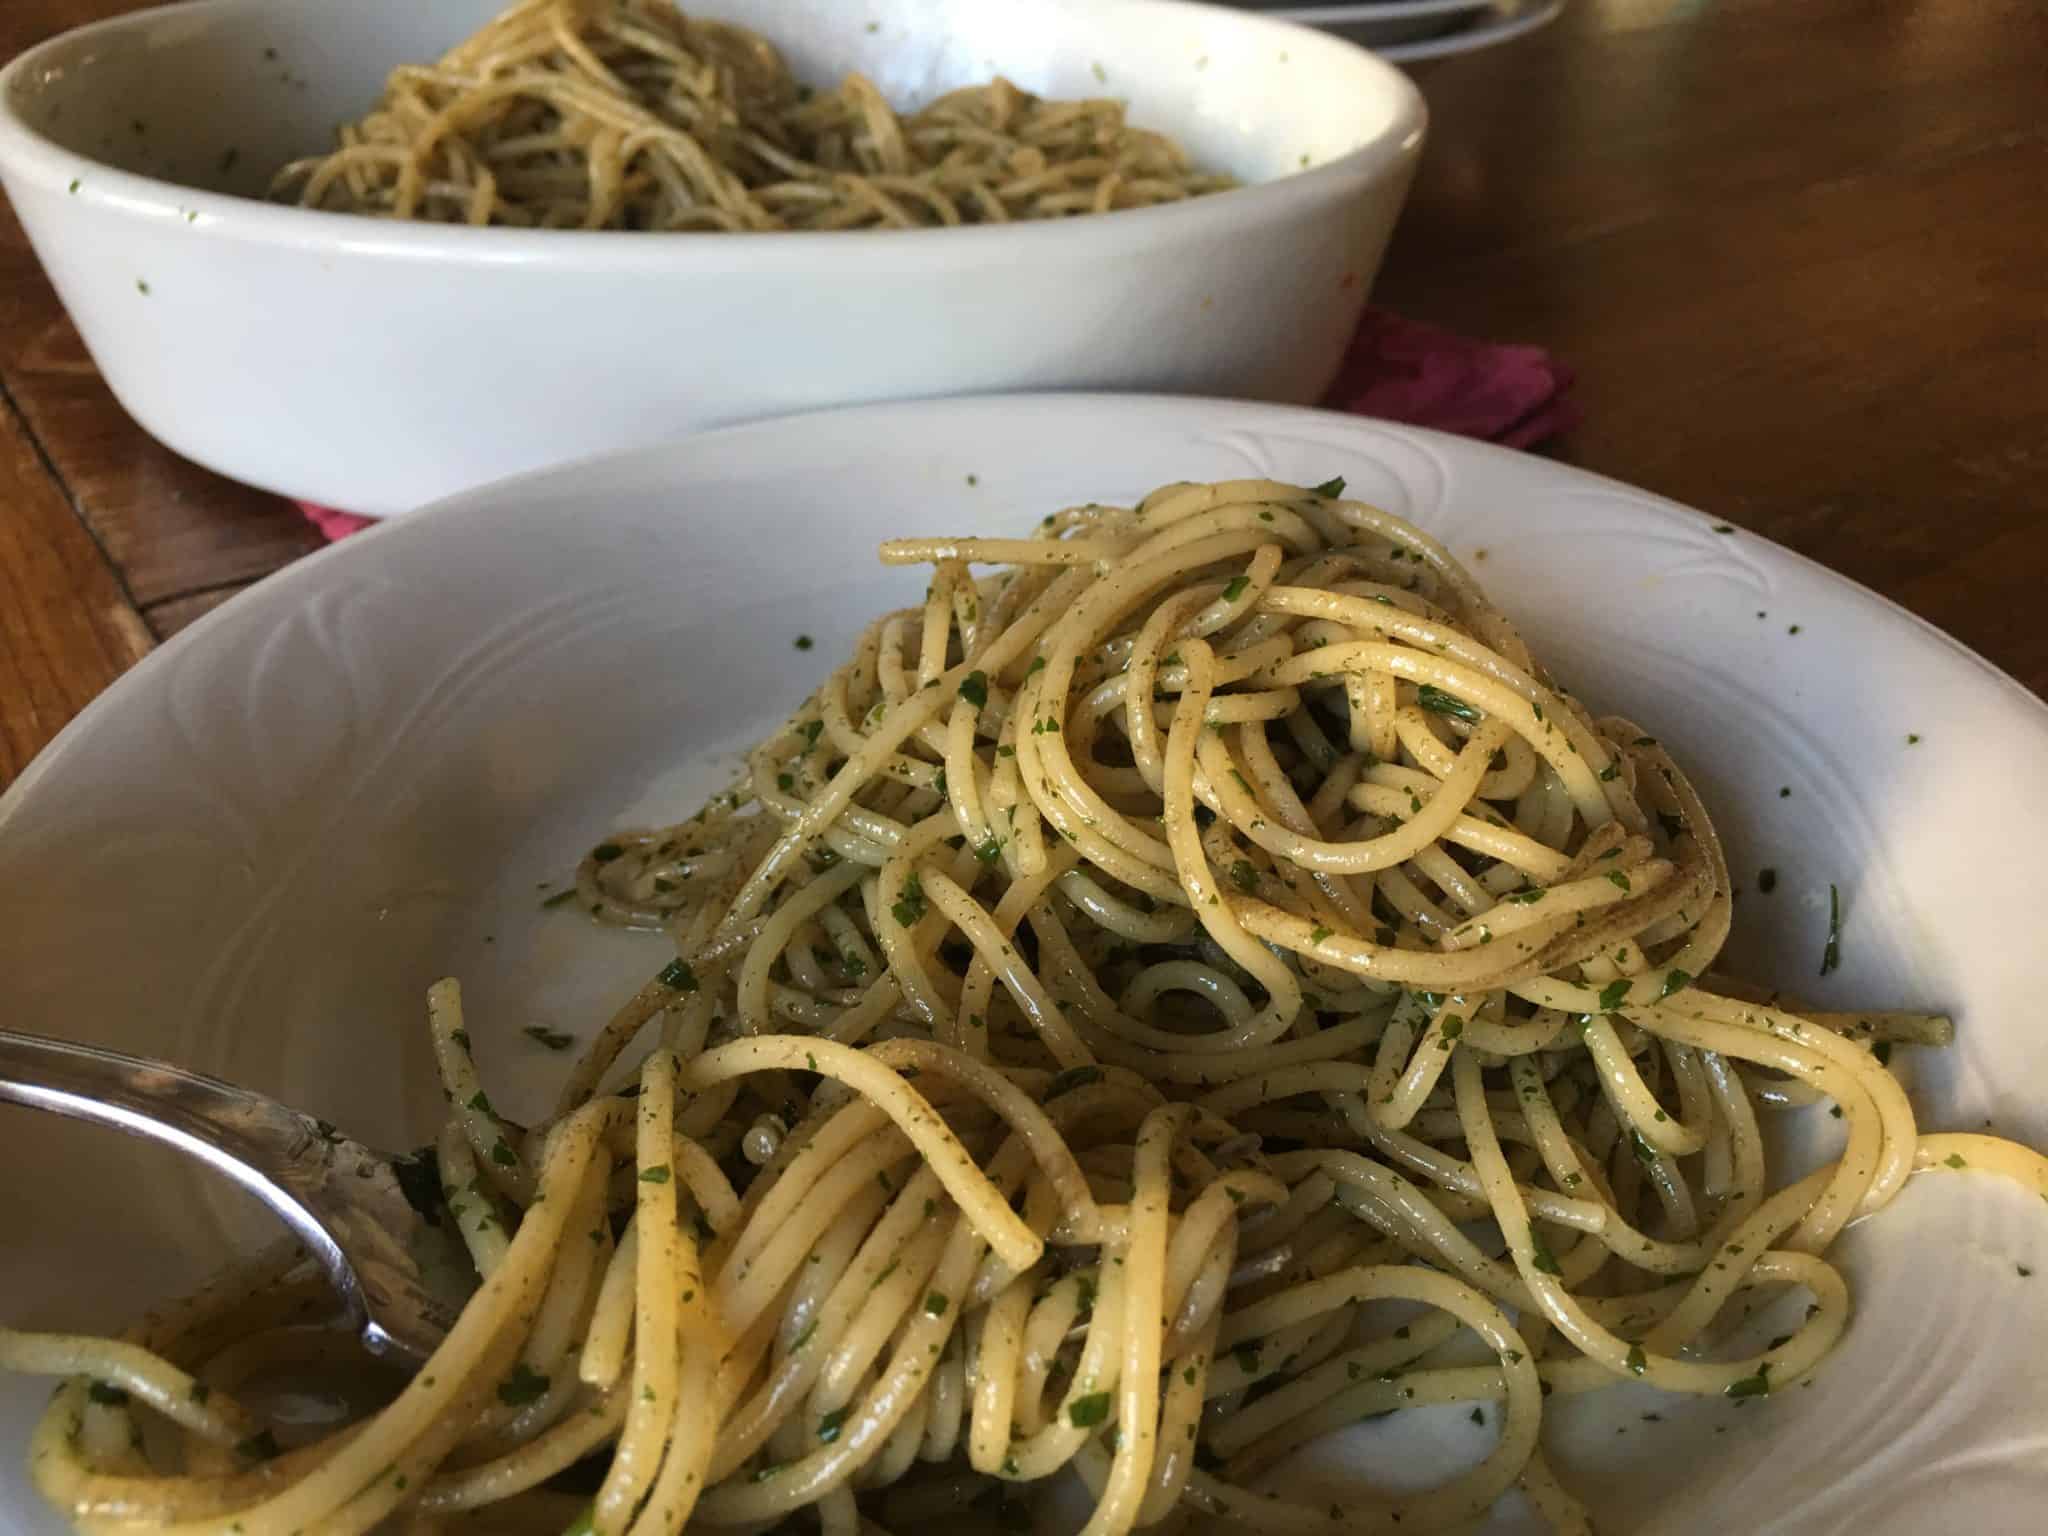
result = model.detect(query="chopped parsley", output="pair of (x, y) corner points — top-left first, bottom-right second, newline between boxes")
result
(793, 635), (814, 650)
(1222, 576), (1250, 604)
(1311, 476), (1346, 499)
(1820, 883), (1841, 976)
(1068, 1392), (1113, 1428)
(892, 872), (927, 927)
(658, 958), (699, 992)
(959, 671), (989, 709)
(1047, 1066), (1105, 1098)
(522, 1025), (574, 1051)
(496, 1363), (550, 1406)
(1416, 685), (1480, 722)
(1597, 978), (1631, 1013)
(817, 1407), (848, 1442)
(1724, 1363), (1771, 1399)
(638, 1165), (672, 1184)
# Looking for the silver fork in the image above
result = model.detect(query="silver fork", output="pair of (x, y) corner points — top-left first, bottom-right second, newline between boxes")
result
(0, 1028), (473, 1363)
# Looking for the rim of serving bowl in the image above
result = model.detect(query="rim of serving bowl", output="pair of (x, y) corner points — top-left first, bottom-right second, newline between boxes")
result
(0, 0), (1427, 271)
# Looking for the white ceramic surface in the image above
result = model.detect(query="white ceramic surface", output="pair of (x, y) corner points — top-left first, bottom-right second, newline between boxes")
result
(1371, 0), (1565, 63)
(0, 0), (1424, 517)
(4, 396), (2046, 1533)
(1264, 0), (1497, 53)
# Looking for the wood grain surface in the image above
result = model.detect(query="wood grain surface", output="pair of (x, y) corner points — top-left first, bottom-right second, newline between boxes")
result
(2, 0), (2045, 786)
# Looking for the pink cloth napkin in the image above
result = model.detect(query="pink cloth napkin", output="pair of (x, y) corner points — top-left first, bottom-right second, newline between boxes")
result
(295, 308), (1577, 541)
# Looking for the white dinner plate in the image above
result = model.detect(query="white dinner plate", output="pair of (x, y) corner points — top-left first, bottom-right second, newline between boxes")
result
(1274, 0), (1566, 63)
(2, 395), (2044, 1533)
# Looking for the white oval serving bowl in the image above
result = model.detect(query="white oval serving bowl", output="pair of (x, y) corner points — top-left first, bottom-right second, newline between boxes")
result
(0, 0), (1425, 515)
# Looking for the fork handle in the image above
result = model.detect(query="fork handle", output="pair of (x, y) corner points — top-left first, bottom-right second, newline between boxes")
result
(0, 1028), (353, 1320)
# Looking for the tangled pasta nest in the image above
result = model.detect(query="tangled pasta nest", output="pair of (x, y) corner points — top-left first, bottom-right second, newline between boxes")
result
(273, 0), (1233, 230)
(9, 479), (2045, 1536)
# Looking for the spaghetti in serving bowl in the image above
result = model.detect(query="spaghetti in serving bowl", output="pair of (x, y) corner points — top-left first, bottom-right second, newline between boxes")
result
(5, 477), (2041, 1535)
(273, 0), (1236, 230)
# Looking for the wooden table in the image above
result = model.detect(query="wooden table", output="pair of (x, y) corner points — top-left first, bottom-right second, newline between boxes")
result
(3, 0), (2045, 786)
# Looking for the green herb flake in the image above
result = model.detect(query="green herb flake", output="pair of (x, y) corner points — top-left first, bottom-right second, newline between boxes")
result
(892, 872), (928, 927)
(1528, 1239), (1563, 1276)
(1724, 1363), (1771, 1400)
(1606, 870), (1631, 893)
(1311, 476), (1346, 499)
(1068, 1392), (1113, 1428)
(638, 1165), (672, 1184)
(658, 958), (699, 992)
(1222, 575), (1250, 604)
(1625, 1344), (1647, 1376)
(1229, 859), (1259, 894)
(959, 670), (989, 709)
(1310, 924), (1333, 944)
(523, 1025), (574, 1050)
(924, 1291), (950, 1317)
(1047, 1066), (1105, 1098)
(1820, 882), (1842, 975)
(496, 1363), (549, 1406)
(1944, 1153), (1967, 1170)
(1415, 684), (1480, 722)
(1597, 978), (1632, 1014)
(794, 635), (814, 650)
(490, 1138), (517, 1167)
(1658, 968), (1692, 1000)
(817, 1406), (848, 1442)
